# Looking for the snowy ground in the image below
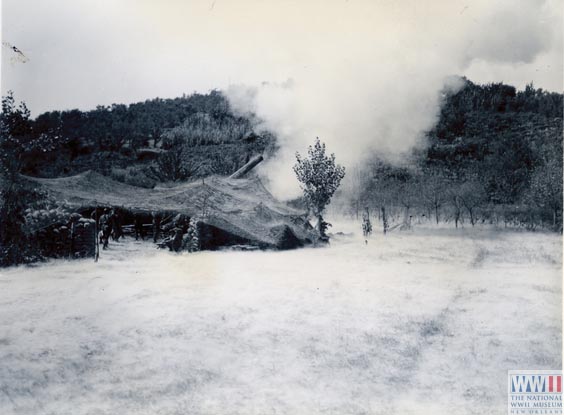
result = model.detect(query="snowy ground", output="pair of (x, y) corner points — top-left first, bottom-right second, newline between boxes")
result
(0, 222), (562, 415)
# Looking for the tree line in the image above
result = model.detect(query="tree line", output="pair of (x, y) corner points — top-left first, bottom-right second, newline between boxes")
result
(350, 78), (563, 231)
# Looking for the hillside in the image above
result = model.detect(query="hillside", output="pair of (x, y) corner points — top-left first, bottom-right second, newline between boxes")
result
(21, 91), (276, 183)
(355, 79), (563, 230)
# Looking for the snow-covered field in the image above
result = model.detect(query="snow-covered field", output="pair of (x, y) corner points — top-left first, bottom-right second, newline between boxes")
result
(0, 223), (561, 415)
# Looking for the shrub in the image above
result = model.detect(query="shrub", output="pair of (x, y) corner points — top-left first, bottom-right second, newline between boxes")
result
(110, 166), (156, 189)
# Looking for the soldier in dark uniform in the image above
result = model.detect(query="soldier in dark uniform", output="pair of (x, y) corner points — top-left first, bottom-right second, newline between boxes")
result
(134, 213), (145, 241)
(362, 208), (372, 238)
(112, 210), (123, 241)
(152, 211), (161, 243)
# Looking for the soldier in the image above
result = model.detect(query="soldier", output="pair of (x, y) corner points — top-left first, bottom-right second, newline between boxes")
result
(316, 214), (331, 243)
(134, 213), (145, 241)
(112, 210), (123, 241)
(99, 208), (112, 249)
(161, 214), (189, 252)
(152, 211), (162, 243)
(89, 209), (98, 222)
(171, 214), (189, 252)
(362, 208), (372, 241)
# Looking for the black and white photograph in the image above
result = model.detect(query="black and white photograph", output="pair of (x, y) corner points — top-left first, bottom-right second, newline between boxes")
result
(0, 1), (562, 414)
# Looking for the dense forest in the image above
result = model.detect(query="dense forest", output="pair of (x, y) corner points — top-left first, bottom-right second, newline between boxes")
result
(351, 79), (563, 231)
(17, 90), (275, 186)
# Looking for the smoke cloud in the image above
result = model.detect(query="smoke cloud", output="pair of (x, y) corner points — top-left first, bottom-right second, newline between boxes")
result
(220, 0), (562, 199)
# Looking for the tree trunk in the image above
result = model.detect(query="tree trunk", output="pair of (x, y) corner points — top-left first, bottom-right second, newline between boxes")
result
(381, 206), (388, 235)
(316, 214), (325, 238)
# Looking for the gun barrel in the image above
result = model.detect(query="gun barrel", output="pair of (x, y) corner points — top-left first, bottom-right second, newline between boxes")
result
(229, 155), (264, 179)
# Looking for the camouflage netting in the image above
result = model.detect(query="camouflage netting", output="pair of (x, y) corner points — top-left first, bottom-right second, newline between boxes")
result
(24, 171), (317, 250)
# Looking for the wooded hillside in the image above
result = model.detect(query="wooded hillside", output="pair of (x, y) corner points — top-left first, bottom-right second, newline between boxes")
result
(20, 91), (276, 184)
(354, 78), (563, 230)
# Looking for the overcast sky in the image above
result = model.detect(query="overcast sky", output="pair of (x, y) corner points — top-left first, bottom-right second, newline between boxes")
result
(2, 0), (562, 116)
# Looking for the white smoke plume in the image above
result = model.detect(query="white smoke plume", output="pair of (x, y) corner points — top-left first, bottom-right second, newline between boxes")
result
(220, 0), (562, 199)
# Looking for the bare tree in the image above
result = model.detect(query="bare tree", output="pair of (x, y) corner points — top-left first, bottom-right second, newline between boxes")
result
(447, 185), (464, 228)
(422, 171), (447, 225)
(458, 178), (487, 226)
